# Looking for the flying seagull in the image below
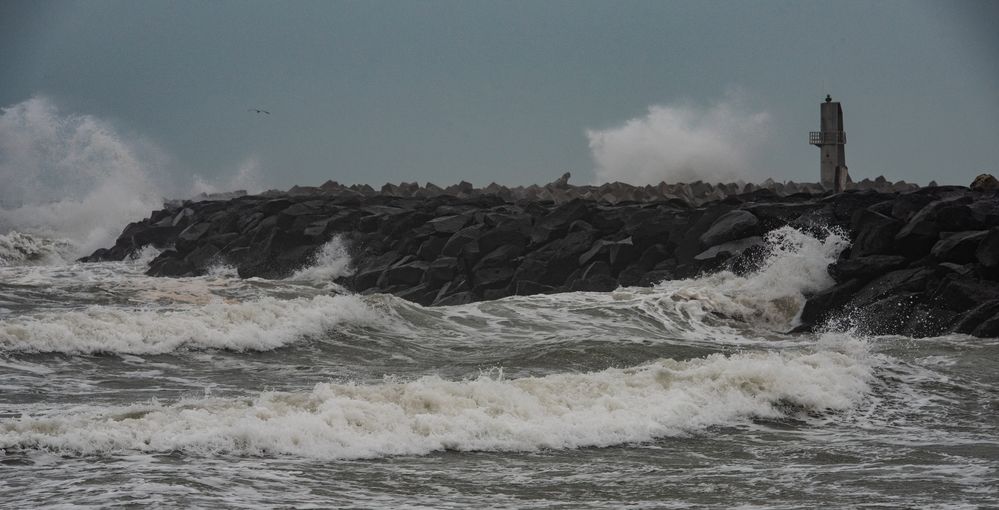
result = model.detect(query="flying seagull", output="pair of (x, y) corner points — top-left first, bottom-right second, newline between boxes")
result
(248, 108), (270, 115)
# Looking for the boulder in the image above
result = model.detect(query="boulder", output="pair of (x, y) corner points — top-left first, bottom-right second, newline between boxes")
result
(844, 267), (934, 309)
(146, 253), (195, 277)
(976, 227), (999, 270)
(930, 231), (987, 263)
(694, 236), (763, 262)
(472, 266), (514, 290)
(699, 210), (760, 248)
(382, 261), (429, 287)
(970, 173), (999, 192)
(441, 225), (484, 257)
(951, 300), (999, 334)
(799, 278), (866, 327)
(850, 210), (902, 258)
(931, 277), (999, 312)
(829, 255), (908, 282)
(427, 214), (471, 234)
(971, 312), (999, 338)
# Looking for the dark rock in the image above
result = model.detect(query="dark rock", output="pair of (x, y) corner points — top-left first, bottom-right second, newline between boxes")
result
(799, 278), (866, 327)
(477, 227), (528, 255)
(175, 222), (213, 253)
(383, 261), (429, 287)
(829, 255), (908, 282)
(514, 280), (554, 295)
(426, 257), (459, 284)
(472, 266), (514, 290)
(416, 237), (448, 261)
(976, 227), (999, 269)
(901, 306), (959, 338)
(441, 225), (484, 257)
(524, 229), (596, 286)
(434, 291), (474, 306)
(931, 277), (999, 312)
(616, 264), (647, 287)
(971, 312), (999, 338)
(426, 214), (471, 234)
(850, 293), (919, 336)
(935, 204), (982, 231)
(930, 231), (987, 263)
(850, 210), (902, 258)
(970, 173), (999, 192)
(638, 270), (674, 287)
(894, 198), (973, 256)
(184, 244), (221, 270)
(570, 273), (618, 292)
(699, 210), (760, 248)
(846, 268), (934, 309)
(393, 284), (437, 306)
(694, 236), (764, 262)
(146, 253), (195, 277)
(951, 300), (999, 334)
(474, 245), (523, 271)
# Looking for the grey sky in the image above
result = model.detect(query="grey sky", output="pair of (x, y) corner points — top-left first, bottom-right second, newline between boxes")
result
(2, 0), (997, 194)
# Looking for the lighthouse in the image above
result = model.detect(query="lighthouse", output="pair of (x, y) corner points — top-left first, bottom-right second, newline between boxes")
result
(810, 95), (849, 192)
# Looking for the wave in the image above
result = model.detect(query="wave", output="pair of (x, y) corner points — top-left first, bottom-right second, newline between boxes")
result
(0, 231), (76, 267)
(654, 226), (847, 330)
(0, 338), (872, 459)
(286, 236), (355, 283)
(0, 294), (376, 355)
(0, 97), (166, 258)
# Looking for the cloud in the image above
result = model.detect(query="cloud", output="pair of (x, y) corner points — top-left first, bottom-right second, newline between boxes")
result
(587, 97), (771, 185)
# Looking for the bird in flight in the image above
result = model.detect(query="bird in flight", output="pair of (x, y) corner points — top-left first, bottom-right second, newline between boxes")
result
(248, 108), (270, 115)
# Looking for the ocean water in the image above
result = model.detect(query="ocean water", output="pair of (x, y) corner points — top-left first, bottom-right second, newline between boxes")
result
(1, 227), (997, 509)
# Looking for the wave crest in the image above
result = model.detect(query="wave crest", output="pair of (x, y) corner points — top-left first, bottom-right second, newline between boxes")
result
(0, 343), (871, 459)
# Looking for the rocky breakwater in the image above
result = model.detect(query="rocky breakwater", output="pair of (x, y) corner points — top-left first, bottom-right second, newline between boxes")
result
(799, 174), (999, 338)
(83, 175), (999, 337)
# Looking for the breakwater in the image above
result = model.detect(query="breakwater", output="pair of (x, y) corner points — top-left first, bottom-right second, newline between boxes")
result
(84, 179), (999, 337)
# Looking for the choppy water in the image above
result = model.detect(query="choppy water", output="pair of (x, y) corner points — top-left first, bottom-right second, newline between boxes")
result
(1, 228), (996, 509)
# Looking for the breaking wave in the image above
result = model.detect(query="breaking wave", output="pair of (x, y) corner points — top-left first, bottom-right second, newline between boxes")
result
(0, 231), (76, 267)
(656, 226), (848, 330)
(286, 236), (355, 283)
(0, 338), (872, 459)
(0, 97), (165, 257)
(0, 294), (376, 355)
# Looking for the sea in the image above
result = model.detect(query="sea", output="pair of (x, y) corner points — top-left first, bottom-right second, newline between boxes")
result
(1, 221), (997, 509)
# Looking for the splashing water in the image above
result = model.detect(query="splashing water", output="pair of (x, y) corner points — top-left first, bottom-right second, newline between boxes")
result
(657, 226), (849, 330)
(0, 97), (166, 257)
(287, 236), (355, 283)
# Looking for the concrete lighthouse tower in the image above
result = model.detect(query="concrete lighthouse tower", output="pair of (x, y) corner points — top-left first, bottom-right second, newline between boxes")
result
(810, 95), (849, 191)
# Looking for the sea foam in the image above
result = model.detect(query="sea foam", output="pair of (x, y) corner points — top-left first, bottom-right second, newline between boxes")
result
(0, 294), (376, 355)
(655, 226), (848, 330)
(0, 340), (872, 459)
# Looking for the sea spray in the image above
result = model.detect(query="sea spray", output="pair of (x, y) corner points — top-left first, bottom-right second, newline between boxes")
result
(655, 226), (848, 330)
(286, 236), (355, 283)
(0, 231), (76, 266)
(0, 344), (872, 459)
(0, 97), (165, 257)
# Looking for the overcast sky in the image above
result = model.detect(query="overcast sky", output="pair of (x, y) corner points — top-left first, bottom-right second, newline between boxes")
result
(1, 0), (997, 195)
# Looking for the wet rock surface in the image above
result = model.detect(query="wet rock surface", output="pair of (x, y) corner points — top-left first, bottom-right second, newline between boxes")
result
(83, 177), (999, 337)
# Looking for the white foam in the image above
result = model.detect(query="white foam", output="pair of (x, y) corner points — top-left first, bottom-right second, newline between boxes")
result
(0, 231), (75, 266)
(654, 226), (848, 330)
(0, 294), (376, 354)
(0, 343), (872, 459)
(286, 236), (354, 283)
(0, 97), (166, 257)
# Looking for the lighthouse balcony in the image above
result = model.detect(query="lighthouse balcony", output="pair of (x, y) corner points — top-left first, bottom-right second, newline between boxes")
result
(810, 131), (846, 145)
